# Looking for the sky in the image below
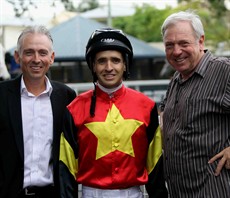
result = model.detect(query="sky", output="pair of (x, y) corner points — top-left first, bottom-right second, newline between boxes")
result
(0, 0), (178, 44)
(99, 0), (178, 9)
(2, 0), (230, 19)
(1, 0), (178, 19)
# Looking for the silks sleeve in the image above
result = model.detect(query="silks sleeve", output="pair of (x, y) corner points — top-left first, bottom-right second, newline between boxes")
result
(59, 108), (79, 198)
(145, 104), (168, 198)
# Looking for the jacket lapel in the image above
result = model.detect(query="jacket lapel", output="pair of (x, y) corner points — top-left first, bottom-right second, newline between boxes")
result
(50, 83), (60, 141)
(8, 76), (24, 160)
(50, 83), (63, 165)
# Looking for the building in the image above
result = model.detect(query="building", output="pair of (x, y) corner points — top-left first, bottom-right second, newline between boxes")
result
(48, 15), (166, 83)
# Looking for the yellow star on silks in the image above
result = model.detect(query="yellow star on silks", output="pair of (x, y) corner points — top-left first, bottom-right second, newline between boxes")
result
(85, 104), (143, 160)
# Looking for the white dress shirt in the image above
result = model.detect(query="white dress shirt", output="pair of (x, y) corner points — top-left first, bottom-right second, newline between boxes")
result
(21, 77), (53, 188)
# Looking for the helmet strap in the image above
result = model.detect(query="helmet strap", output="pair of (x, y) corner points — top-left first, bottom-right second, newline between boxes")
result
(90, 82), (97, 117)
(124, 54), (130, 80)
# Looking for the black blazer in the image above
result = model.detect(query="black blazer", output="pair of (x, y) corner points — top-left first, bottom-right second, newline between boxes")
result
(0, 75), (76, 198)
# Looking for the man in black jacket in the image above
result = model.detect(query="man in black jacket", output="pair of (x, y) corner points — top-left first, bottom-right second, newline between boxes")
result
(0, 25), (76, 198)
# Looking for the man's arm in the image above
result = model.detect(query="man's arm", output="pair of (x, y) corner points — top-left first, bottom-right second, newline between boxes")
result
(59, 109), (79, 198)
(145, 105), (168, 198)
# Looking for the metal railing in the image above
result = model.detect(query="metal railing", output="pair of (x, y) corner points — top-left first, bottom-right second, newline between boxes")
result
(67, 79), (170, 105)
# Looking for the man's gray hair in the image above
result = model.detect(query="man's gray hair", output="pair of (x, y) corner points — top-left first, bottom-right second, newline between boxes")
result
(16, 25), (53, 55)
(161, 10), (205, 41)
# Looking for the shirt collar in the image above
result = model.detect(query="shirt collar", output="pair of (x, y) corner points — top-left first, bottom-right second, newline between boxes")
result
(20, 76), (53, 96)
(194, 50), (212, 77)
(97, 82), (123, 96)
(174, 50), (212, 83)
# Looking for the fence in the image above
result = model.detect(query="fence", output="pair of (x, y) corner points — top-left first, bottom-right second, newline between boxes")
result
(67, 79), (170, 106)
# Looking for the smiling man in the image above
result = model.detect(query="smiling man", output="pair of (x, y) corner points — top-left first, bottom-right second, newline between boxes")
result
(160, 10), (230, 198)
(0, 26), (76, 198)
(59, 28), (168, 198)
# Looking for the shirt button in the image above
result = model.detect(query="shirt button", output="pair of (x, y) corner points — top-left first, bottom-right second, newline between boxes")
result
(115, 168), (119, 173)
(114, 143), (119, 148)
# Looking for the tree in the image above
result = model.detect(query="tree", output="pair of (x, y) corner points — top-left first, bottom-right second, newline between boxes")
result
(6, 0), (99, 18)
(113, 5), (171, 42)
(113, 1), (230, 51)
(178, 0), (228, 15)
(76, 0), (99, 12)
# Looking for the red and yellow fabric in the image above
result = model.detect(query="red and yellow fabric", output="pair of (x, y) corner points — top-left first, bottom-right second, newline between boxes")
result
(59, 85), (167, 198)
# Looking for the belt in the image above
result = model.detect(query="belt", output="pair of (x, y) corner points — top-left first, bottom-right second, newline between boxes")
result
(20, 185), (55, 197)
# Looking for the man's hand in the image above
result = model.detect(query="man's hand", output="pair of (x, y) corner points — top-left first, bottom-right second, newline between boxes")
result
(208, 146), (230, 176)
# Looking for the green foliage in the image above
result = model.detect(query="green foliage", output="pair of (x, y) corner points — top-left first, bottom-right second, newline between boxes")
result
(112, 1), (230, 50)
(6, 0), (229, 50)
(113, 5), (171, 42)
(76, 0), (99, 12)
(6, 0), (33, 18)
(60, 0), (76, 11)
(6, 0), (99, 17)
